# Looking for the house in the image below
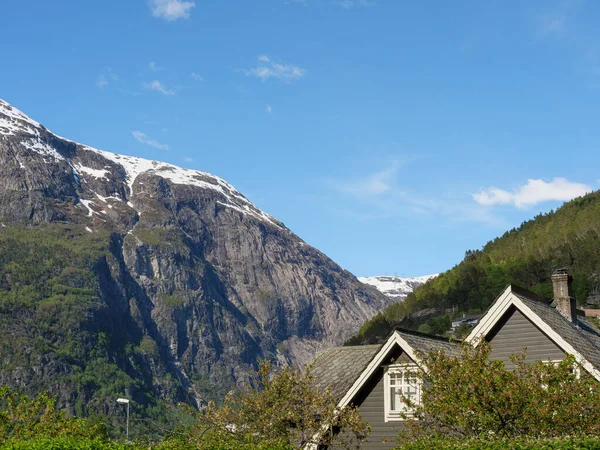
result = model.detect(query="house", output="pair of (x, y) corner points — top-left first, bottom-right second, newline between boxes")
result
(465, 270), (600, 379)
(310, 270), (600, 449)
(451, 313), (481, 330)
(310, 329), (460, 449)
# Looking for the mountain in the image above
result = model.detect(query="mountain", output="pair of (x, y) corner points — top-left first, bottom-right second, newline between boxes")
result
(0, 99), (391, 415)
(358, 275), (438, 300)
(348, 192), (600, 345)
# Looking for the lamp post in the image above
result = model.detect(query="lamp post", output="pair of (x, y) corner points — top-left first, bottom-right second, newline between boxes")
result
(116, 398), (130, 442)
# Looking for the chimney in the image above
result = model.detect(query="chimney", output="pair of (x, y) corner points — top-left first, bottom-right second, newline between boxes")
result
(552, 269), (576, 322)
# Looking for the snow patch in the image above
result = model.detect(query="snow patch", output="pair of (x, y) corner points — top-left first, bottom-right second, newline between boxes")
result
(95, 194), (122, 203)
(85, 226), (93, 233)
(359, 274), (438, 299)
(75, 164), (110, 179)
(89, 148), (282, 228)
(79, 199), (95, 217)
(0, 98), (282, 229)
(0, 100), (40, 136)
(14, 154), (25, 169)
(22, 138), (64, 161)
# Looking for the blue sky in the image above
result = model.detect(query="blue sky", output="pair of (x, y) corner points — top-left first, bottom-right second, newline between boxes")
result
(2, 0), (600, 277)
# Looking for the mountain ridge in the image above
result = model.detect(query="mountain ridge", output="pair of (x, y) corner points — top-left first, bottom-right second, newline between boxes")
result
(0, 98), (391, 414)
(358, 274), (438, 300)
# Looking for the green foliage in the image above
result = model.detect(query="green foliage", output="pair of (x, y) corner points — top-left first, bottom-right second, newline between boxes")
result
(133, 228), (187, 251)
(0, 224), (182, 436)
(351, 190), (600, 343)
(185, 360), (370, 449)
(395, 436), (600, 450)
(0, 437), (292, 450)
(417, 315), (450, 335)
(159, 294), (184, 309)
(0, 387), (107, 443)
(0, 438), (123, 450)
(136, 337), (159, 358)
(397, 343), (600, 444)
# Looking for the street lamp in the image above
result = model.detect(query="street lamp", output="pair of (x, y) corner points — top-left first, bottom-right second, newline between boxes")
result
(116, 398), (130, 442)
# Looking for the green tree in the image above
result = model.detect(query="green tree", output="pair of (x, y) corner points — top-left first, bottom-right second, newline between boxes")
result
(185, 361), (370, 449)
(0, 386), (106, 443)
(398, 343), (600, 443)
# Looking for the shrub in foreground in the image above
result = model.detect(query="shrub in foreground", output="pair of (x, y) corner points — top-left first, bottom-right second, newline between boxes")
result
(398, 342), (600, 443)
(0, 387), (106, 443)
(183, 360), (370, 449)
(395, 436), (600, 450)
(0, 437), (291, 450)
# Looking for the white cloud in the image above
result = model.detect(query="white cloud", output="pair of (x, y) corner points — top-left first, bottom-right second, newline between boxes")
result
(96, 69), (118, 88)
(534, 2), (578, 40)
(191, 72), (205, 81)
(149, 61), (162, 71)
(536, 13), (566, 38)
(244, 55), (306, 82)
(328, 160), (511, 226)
(132, 131), (169, 150)
(143, 80), (176, 96)
(473, 178), (592, 208)
(266, 105), (272, 114)
(183, 157), (194, 162)
(150, 0), (195, 21)
(332, 162), (400, 198)
(96, 75), (108, 88)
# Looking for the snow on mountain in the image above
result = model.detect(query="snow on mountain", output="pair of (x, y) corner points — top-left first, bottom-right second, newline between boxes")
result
(359, 274), (438, 300)
(0, 98), (281, 228)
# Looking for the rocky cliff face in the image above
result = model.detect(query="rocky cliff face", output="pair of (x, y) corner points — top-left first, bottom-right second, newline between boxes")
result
(0, 99), (390, 409)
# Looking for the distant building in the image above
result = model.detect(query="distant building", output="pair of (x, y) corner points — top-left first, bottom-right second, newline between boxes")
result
(451, 313), (481, 330)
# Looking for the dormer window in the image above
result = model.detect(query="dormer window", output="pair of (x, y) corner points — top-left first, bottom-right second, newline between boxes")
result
(384, 363), (421, 421)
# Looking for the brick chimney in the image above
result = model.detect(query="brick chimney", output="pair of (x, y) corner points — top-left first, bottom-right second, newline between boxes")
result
(552, 269), (576, 322)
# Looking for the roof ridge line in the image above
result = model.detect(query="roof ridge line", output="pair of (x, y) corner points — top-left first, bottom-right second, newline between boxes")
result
(393, 326), (457, 343)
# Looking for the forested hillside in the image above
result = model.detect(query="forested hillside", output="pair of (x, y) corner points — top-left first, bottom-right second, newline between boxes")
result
(347, 191), (600, 344)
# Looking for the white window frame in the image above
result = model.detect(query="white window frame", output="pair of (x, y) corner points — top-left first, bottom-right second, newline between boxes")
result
(383, 363), (421, 422)
(542, 359), (581, 381)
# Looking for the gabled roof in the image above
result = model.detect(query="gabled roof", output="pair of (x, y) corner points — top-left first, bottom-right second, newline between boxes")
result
(310, 329), (460, 408)
(466, 284), (600, 381)
(311, 344), (381, 401)
(395, 328), (462, 359)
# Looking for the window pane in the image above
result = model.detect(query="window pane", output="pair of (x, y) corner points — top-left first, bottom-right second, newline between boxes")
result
(386, 366), (421, 418)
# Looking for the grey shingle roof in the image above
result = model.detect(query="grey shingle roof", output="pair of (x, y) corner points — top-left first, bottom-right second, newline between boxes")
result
(514, 289), (600, 372)
(310, 330), (461, 402)
(398, 330), (462, 358)
(310, 344), (381, 401)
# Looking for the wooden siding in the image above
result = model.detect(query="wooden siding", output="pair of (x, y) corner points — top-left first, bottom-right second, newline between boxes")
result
(487, 306), (564, 369)
(355, 366), (405, 449)
(330, 345), (410, 450)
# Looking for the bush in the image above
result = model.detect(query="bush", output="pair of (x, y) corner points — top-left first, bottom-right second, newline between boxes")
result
(184, 360), (370, 449)
(0, 387), (107, 443)
(0, 438), (291, 450)
(0, 437), (124, 450)
(397, 342), (600, 444)
(395, 436), (600, 450)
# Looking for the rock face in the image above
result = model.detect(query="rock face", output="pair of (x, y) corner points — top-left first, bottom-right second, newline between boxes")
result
(0, 99), (391, 407)
(358, 275), (438, 300)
